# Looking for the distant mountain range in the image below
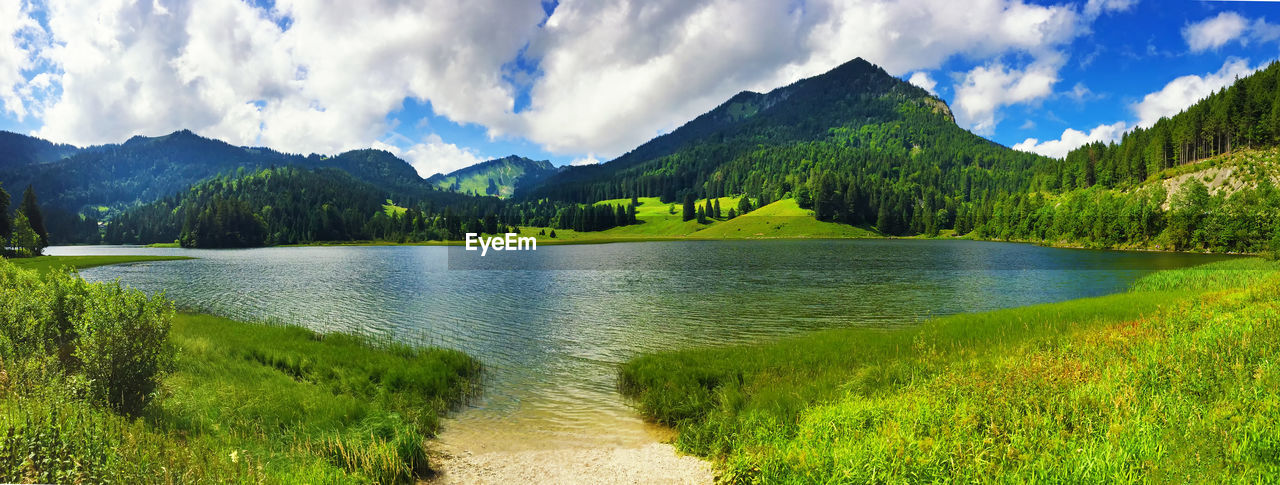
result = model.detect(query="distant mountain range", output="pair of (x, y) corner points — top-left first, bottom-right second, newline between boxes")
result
(0, 129), (434, 213)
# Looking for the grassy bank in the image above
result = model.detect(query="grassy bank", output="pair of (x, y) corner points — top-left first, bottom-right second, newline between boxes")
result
(0, 258), (481, 483)
(621, 259), (1280, 482)
(9, 254), (194, 274)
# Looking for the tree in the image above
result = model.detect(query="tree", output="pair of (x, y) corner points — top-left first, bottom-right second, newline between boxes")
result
(713, 199), (721, 218)
(697, 206), (707, 224)
(0, 185), (9, 241)
(21, 185), (48, 247)
(682, 193), (695, 221)
(10, 211), (42, 257)
(738, 197), (752, 215)
(548, 229), (557, 238)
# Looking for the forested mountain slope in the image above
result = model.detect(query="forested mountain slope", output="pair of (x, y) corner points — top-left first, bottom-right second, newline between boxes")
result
(0, 131), (79, 170)
(426, 155), (557, 197)
(524, 57), (1052, 237)
(957, 62), (1280, 253)
(0, 130), (436, 213)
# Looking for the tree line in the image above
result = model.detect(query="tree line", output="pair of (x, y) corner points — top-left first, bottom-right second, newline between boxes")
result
(0, 184), (50, 257)
(105, 167), (639, 248)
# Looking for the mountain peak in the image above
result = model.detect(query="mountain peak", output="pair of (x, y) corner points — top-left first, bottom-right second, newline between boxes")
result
(426, 154), (558, 197)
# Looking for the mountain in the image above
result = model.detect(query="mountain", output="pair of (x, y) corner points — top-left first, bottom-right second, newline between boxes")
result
(426, 155), (558, 197)
(0, 129), (437, 213)
(0, 131), (79, 167)
(522, 57), (1049, 238)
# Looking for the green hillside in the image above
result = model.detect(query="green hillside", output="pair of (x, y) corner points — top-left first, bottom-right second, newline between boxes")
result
(426, 155), (556, 197)
(520, 196), (878, 243)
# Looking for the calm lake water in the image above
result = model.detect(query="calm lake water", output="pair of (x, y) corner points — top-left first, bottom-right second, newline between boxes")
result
(47, 240), (1230, 451)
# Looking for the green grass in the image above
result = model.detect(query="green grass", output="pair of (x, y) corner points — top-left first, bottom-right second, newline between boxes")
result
(688, 199), (878, 239)
(382, 200), (408, 217)
(521, 197), (879, 244)
(621, 259), (1280, 482)
(0, 259), (481, 483)
(150, 313), (480, 483)
(6, 255), (194, 275)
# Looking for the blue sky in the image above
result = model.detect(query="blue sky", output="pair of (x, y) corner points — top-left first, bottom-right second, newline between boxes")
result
(1, 0), (1278, 175)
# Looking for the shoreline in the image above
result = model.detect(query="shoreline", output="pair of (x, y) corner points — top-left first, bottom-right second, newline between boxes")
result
(148, 232), (1261, 256)
(16, 254), (717, 483)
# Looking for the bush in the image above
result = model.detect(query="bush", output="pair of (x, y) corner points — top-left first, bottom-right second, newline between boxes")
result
(72, 282), (173, 415)
(0, 259), (174, 415)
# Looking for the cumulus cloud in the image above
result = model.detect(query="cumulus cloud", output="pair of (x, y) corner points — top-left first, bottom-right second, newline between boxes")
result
(953, 58), (1061, 135)
(1133, 57), (1258, 128)
(1012, 121), (1127, 158)
(569, 154), (601, 166)
(34, 0), (543, 153)
(1083, 0), (1137, 18)
(376, 134), (487, 178)
(0, 1), (42, 120)
(1183, 11), (1280, 53)
(907, 72), (937, 95)
(1184, 12), (1250, 52)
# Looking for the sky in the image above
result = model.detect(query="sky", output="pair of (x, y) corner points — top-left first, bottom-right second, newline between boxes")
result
(1, 0), (1279, 178)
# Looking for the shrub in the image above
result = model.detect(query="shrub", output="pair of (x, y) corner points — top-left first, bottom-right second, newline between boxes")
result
(0, 259), (174, 416)
(72, 282), (174, 415)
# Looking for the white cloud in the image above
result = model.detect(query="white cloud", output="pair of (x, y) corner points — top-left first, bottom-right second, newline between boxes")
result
(376, 134), (487, 178)
(1184, 12), (1250, 52)
(907, 72), (937, 95)
(0, 0), (42, 120)
(1133, 57), (1259, 128)
(1064, 82), (1097, 102)
(569, 154), (600, 166)
(33, 0), (544, 154)
(1013, 121), (1127, 158)
(1083, 0), (1137, 18)
(953, 58), (1061, 135)
(1183, 11), (1280, 53)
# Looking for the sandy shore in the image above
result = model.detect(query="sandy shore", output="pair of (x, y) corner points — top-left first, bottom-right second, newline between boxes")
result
(427, 435), (713, 484)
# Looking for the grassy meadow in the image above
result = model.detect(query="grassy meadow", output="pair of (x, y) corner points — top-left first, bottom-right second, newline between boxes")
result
(521, 196), (879, 244)
(0, 256), (481, 483)
(621, 259), (1280, 482)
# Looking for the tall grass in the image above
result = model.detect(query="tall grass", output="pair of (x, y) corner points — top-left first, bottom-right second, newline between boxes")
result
(0, 258), (481, 483)
(621, 259), (1280, 482)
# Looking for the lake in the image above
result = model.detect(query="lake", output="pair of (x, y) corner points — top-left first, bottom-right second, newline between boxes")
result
(47, 239), (1230, 451)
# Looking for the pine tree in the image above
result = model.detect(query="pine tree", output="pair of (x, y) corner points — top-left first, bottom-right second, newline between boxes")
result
(0, 185), (9, 240)
(713, 199), (721, 218)
(737, 197), (752, 215)
(20, 185), (47, 247)
(697, 206), (707, 224)
(682, 193), (695, 221)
